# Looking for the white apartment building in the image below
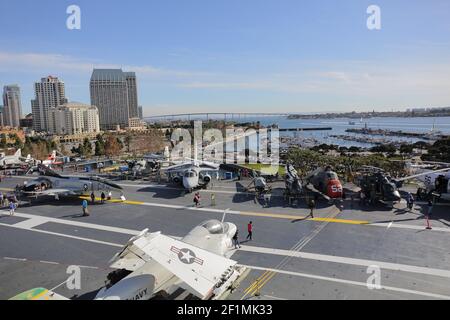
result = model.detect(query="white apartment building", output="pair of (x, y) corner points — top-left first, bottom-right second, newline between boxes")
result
(32, 76), (68, 132)
(48, 102), (100, 135)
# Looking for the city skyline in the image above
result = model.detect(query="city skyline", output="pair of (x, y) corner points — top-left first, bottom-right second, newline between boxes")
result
(1, 0), (450, 116)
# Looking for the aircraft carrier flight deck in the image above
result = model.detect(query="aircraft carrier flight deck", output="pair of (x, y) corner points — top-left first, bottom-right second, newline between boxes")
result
(1, 174), (450, 301)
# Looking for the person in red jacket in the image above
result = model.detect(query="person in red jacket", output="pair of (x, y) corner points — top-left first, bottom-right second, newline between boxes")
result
(246, 221), (253, 241)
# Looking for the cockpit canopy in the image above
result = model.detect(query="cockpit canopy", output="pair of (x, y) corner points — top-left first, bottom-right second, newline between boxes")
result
(184, 171), (197, 178)
(24, 177), (52, 191)
(199, 220), (229, 235)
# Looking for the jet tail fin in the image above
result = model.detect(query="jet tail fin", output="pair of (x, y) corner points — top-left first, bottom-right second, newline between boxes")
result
(14, 149), (21, 157)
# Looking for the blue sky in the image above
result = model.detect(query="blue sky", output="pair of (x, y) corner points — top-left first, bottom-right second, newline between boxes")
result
(1, 0), (450, 116)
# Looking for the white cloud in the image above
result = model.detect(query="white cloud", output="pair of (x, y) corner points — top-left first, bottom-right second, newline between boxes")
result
(1, 51), (450, 113)
(0, 51), (209, 78)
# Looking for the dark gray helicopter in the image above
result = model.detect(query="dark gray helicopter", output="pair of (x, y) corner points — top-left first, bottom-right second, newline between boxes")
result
(357, 166), (402, 205)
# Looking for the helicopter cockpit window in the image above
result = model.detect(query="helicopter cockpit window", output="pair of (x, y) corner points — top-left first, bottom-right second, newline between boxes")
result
(200, 220), (229, 234)
(327, 172), (338, 180)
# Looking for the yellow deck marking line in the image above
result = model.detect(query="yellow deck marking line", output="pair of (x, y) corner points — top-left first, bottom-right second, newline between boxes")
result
(79, 196), (144, 206)
(78, 196), (370, 225)
(238, 211), (308, 220)
(243, 208), (343, 298)
(243, 271), (272, 295)
(310, 217), (369, 225)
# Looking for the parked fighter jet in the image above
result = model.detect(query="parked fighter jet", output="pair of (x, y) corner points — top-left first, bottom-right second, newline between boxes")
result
(11, 218), (246, 301)
(0, 149), (33, 169)
(18, 164), (123, 200)
(165, 160), (219, 192)
(396, 166), (450, 201)
(305, 166), (344, 201)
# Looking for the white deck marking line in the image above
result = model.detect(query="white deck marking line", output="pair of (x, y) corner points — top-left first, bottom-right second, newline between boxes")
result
(239, 246), (450, 279)
(2, 218), (450, 281)
(2, 211), (140, 236)
(0, 222), (123, 248)
(12, 216), (51, 230)
(370, 222), (450, 233)
(77, 265), (99, 270)
(242, 265), (450, 300)
(39, 261), (59, 265)
(262, 295), (287, 300)
(113, 183), (251, 195)
(2, 257), (100, 270)
(9, 200), (450, 236)
(4, 257), (27, 261)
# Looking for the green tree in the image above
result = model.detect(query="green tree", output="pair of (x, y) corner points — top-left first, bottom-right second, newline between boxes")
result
(0, 134), (7, 148)
(82, 138), (93, 157)
(124, 134), (133, 152)
(95, 134), (106, 156)
(423, 138), (450, 162)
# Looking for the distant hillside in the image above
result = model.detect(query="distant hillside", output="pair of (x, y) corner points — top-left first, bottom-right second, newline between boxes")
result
(288, 108), (450, 120)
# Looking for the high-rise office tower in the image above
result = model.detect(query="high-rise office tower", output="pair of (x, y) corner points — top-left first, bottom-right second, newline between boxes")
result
(0, 106), (4, 127)
(31, 76), (68, 132)
(2, 85), (22, 128)
(90, 69), (139, 130)
(138, 106), (143, 119)
(125, 72), (139, 119)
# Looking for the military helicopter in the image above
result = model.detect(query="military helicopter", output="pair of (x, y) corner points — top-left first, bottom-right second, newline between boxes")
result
(244, 170), (272, 204)
(284, 163), (303, 205)
(356, 166), (402, 205)
(305, 166), (344, 201)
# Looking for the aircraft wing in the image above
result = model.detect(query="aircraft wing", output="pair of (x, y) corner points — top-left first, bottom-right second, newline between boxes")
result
(197, 166), (219, 173)
(164, 163), (192, 173)
(24, 189), (78, 197)
(120, 231), (238, 300)
(395, 167), (450, 183)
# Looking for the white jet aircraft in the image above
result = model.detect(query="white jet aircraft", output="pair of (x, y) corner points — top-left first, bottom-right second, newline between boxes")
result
(397, 166), (450, 201)
(165, 160), (220, 192)
(10, 218), (246, 301)
(0, 149), (33, 168)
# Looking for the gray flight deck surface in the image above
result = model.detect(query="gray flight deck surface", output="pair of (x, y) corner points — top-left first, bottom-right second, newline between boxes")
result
(1, 176), (450, 300)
